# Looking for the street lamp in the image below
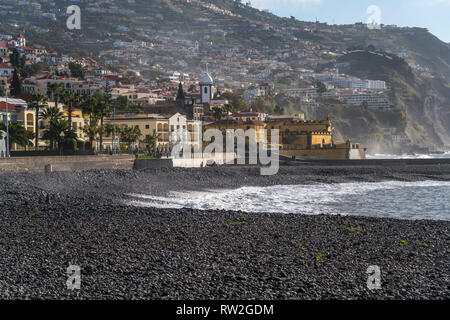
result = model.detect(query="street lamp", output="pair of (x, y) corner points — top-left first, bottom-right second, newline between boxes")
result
(113, 105), (117, 154)
(4, 80), (9, 157)
(60, 131), (65, 156)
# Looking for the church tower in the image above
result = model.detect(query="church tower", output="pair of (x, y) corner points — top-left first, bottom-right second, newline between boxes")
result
(200, 73), (214, 104)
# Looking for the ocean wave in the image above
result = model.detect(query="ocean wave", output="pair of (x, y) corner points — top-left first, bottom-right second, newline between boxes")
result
(126, 181), (450, 221)
(367, 151), (450, 159)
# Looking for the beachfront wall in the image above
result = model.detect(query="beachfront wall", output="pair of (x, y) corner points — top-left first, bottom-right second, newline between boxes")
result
(172, 152), (237, 167)
(280, 143), (366, 160)
(0, 155), (135, 173)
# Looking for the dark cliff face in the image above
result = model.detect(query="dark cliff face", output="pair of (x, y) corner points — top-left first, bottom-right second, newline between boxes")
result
(336, 51), (450, 150)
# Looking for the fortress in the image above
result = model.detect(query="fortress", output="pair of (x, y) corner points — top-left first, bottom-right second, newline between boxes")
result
(267, 117), (366, 160)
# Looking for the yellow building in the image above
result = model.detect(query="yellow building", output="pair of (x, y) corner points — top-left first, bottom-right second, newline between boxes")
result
(205, 116), (365, 160)
(61, 105), (87, 141)
(267, 117), (366, 160)
(203, 119), (267, 146)
(0, 98), (36, 150)
(36, 102), (90, 147)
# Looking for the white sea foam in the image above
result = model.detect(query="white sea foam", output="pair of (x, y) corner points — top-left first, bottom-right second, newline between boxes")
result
(367, 151), (450, 159)
(126, 181), (450, 221)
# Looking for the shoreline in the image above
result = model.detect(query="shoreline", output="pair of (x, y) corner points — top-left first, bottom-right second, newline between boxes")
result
(0, 166), (449, 299)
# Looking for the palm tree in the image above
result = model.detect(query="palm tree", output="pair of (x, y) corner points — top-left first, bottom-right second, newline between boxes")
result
(81, 96), (100, 150)
(211, 106), (225, 129)
(103, 123), (116, 137)
(61, 89), (81, 131)
(120, 125), (141, 151)
(42, 119), (68, 151)
(40, 106), (64, 150)
(0, 122), (34, 151)
(47, 83), (64, 109)
(140, 130), (159, 155)
(223, 103), (234, 128)
(82, 120), (99, 150)
(94, 98), (111, 152)
(40, 106), (64, 122)
(28, 92), (47, 149)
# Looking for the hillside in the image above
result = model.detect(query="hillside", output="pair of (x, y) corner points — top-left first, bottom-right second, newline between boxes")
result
(2, 0), (448, 78)
(335, 51), (450, 151)
(1, 0), (449, 151)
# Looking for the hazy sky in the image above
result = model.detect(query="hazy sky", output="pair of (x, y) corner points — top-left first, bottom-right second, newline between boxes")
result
(250, 0), (450, 43)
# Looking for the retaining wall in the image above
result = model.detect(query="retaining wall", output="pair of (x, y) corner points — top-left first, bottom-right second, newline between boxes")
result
(0, 155), (135, 173)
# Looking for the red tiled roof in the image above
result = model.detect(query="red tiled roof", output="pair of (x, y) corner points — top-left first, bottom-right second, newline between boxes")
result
(0, 63), (13, 69)
(13, 93), (32, 101)
(0, 101), (26, 111)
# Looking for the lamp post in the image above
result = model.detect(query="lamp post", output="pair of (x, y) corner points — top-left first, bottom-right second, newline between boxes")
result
(113, 106), (117, 154)
(5, 81), (9, 157)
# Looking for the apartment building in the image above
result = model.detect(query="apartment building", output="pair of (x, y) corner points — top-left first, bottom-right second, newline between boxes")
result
(104, 113), (202, 151)
(340, 93), (390, 110)
(22, 76), (103, 97)
(0, 97), (35, 149)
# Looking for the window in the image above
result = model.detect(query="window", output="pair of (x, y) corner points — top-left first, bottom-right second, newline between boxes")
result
(204, 87), (208, 94)
(145, 125), (150, 129)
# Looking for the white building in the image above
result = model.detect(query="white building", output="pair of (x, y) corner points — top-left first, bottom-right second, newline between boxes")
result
(0, 63), (14, 77)
(200, 73), (215, 104)
(340, 93), (390, 110)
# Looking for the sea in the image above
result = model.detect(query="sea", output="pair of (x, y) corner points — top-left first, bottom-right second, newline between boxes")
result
(366, 151), (450, 159)
(127, 152), (450, 221)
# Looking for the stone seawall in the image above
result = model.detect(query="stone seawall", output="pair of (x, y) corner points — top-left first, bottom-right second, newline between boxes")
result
(0, 155), (135, 173)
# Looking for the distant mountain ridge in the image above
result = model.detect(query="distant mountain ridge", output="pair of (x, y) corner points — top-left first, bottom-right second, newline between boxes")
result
(2, 0), (448, 80)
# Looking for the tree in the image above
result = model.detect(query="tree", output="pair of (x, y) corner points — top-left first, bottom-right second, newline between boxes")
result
(274, 105), (284, 115)
(112, 96), (128, 112)
(0, 121), (34, 151)
(10, 69), (22, 96)
(211, 106), (225, 128)
(42, 119), (68, 151)
(188, 84), (197, 92)
(361, 101), (369, 109)
(103, 123), (116, 137)
(40, 106), (64, 150)
(94, 98), (111, 152)
(120, 125), (141, 150)
(40, 106), (63, 123)
(61, 89), (81, 131)
(223, 103), (234, 127)
(68, 62), (85, 79)
(9, 49), (20, 69)
(81, 96), (100, 149)
(176, 82), (185, 100)
(141, 130), (159, 155)
(315, 80), (327, 95)
(47, 83), (64, 108)
(28, 92), (48, 149)
(82, 119), (99, 149)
